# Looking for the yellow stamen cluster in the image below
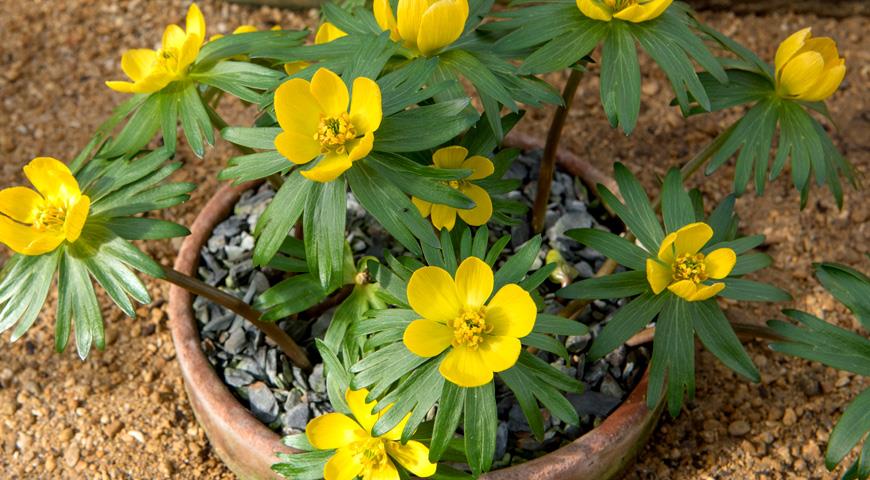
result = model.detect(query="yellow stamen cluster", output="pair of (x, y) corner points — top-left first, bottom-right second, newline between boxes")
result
(673, 252), (708, 283)
(352, 438), (390, 472)
(604, 0), (635, 9)
(449, 308), (492, 349)
(33, 204), (67, 233)
(315, 112), (357, 154)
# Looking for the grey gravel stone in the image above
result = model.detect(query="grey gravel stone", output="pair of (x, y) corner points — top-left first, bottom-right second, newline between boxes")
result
(247, 382), (279, 424)
(224, 368), (254, 388)
(282, 403), (310, 431)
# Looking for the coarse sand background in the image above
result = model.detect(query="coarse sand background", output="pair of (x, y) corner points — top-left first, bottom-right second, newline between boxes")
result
(0, 0), (867, 478)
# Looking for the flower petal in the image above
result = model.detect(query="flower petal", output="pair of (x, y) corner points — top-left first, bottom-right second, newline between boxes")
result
(431, 204), (457, 231)
(416, 0), (469, 56)
(345, 388), (379, 434)
(105, 81), (137, 93)
(232, 25), (258, 34)
(0, 217), (62, 256)
(439, 345), (492, 387)
(667, 279), (698, 301)
(485, 284), (536, 338)
(274, 78), (322, 137)
(162, 24), (187, 51)
(657, 232), (677, 264)
(576, 0), (612, 21)
(0, 187), (44, 224)
(64, 195), (90, 243)
(349, 77), (383, 134)
(454, 257), (494, 309)
(412, 197), (432, 217)
(397, 0), (429, 48)
(646, 258), (672, 294)
(403, 319), (453, 357)
(23, 157), (80, 202)
(456, 184), (492, 227)
(365, 457), (400, 480)
(306, 413), (367, 450)
(673, 222), (713, 256)
(283, 61), (309, 76)
(704, 248), (736, 279)
(478, 335), (521, 373)
(775, 27), (812, 74)
(779, 51), (825, 97)
(315, 22), (347, 44)
(407, 266), (462, 323)
(300, 152), (352, 182)
(323, 447), (365, 480)
(178, 33), (203, 69)
(373, 0), (401, 41)
(432, 145), (467, 169)
(311, 68), (350, 117)
(801, 61), (845, 101)
(275, 130), (321, 165)
(186, 3), (206, 41)
(385, 440), (437, 478)
(347, 131), (374, 163)
(461, 155), (494, 180)
(120, 49), (157, 82)
(613, 0), (671, 22)
(689, 283), (725, 301)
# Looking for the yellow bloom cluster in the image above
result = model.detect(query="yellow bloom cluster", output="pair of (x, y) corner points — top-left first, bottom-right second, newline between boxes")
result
(0, 158), (90, 256)
(412, 146), (494, 231)
(107, 4), (206, 94)
(305, 388), (436, 480)
(577, 0), (672, 23)
(775, 28), (846, 102)
(374, 0), (469, 56)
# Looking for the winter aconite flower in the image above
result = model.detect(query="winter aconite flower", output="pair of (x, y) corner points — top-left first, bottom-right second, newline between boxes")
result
(373, 0), (469, 56)
(273, 68), (381, 182)
(412, 146), (494, 231)
(106, 4), (206, 94)
(403, 257), (536, 387)
(774, 27), (846, 102)
(0, 158), (90, 256)
(577, 0), (672, 23)
(305, 388), (437, 480)
(646, 222), (736, 302)
(284, 23), (347, 75)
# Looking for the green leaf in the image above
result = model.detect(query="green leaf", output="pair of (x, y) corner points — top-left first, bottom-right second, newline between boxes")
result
(815, 262), (870, 330)
(103, 217), (190, 240)
(253, 172), (311, 266)
(695, 70), (773, 113)
(706, 194), (736, 245)
(518, 17), (606, 75)
(192, 61), (282, 103)
(589, 292), (666, 360)
(533, 314), (590, 337)
(523, 332), (570, 361)
(367, 153), (474, 209)
(692, 300), (759, 381)
(827, 388), (870, 470)
(491, 3), (582, 53)
(729, 253), (773, 276)
(375, 99), (479, 152)
(429, 382), (466, 463)
(441, 48), (517, 113)
(158, 89), (179, 153)
(196, 29), (308, 67)
(772, 101), (826, 196)
(315, 339), (351, 414)
(271, 449), (334, 480)
(600, 22), (641, 134)
(256, 274), (330, 322)
(464, 382), (497, 476)
(607, 163), (664, 252)
(493, 235), (541, 291)
(179, 83), (214, 158)
(499, 366), (545, 440)
(647, 293), (694, 416)
(0, 253), (59, 349)
(58, 253), (103, 359)
(220, 127), (281, 150)
(218, 151), (289, 185)
(304, 178), (347, 290)
(565, 228), (648, 271)
(558, 270), (648, 300)
(703, 234), (765, 256)
(661, 168), (695, 232)
(103, 93), (161, 158)
(719, 278), (791, 302)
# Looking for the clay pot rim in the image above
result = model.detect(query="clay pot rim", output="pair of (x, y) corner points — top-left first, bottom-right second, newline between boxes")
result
(168, 179), (664, 480)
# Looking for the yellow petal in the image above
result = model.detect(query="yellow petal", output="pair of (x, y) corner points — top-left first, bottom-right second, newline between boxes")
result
(800, 62), (845, 101)
(802, 37), (839, 64)
(407, 266), (462, 322)
(23, 157), (80, 202)
(657, 231), (677, 264)
(306, 412), (368, 450)
(439, 345), (492, 387)
(274, 78), (322, 137)
(775, 27), (812, 74)
(315, 22), (348, 44)
(120, 49), (157, 82)
(689, 282), (726, 301)
(0, 217), (63, 256)
(416, 0), (469, 55)
(324, 447), (365, 480)
(349, 77), (383, 134)
(412, 197), (432, 217)
(373, 0), (401, 41)
(454, 257), (493, 309)
(397, 0), (429, 48)
(673, 222), (713, 256)
(233, 25), (258, 34)
(274, 130), (321, 165)
(385, 440), (437, 478)
(779, 51), (825, 97)
(311, 68), (349, 117)
(646, 258), (672, 294)
(431, 204), (457, 231)
(576, 0), (612, 21)
(179, 33), (203, 70)
(478, 335), (521, 373)
(347, 131), (374, 163)
(284, 61), (309, 76)
(704, 248), (736, 279)
(485, 284), (536, 338)
(0, 187), (44, 224)
(432, 146), (467, 169)
(300, 152), (352, 182)
(613, 0), (672, 22)
(666, 279), (698, 301)
(381, 412), (411, 442)
(64, 195), (90, 243)
(345, 388), (379, 434)
(456, 184), (492, 227)
(162, 24), (187, 51)
(461, 155), (494, 180)
(403, 319), (453, 357)
(186, 3), (206, 40)
(364, 457), (400, 480)
(105, 80), (137, 93)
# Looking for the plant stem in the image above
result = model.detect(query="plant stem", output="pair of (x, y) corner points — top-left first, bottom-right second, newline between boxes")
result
(532, 68), (584, 234)
(162, 266), (313, 371)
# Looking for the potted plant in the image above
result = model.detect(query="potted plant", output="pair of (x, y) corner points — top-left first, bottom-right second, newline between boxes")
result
(0, 1), (856, 479)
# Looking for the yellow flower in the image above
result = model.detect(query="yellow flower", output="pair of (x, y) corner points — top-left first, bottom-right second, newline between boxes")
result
(284, 22), (348, 75)
(373, 0), (469, 56)
(305, 388), (437, 480)
(403, 257), (536, 387)
(576, 0), (672, 23)
(645, 222), (736, 302)
(412, 146), (494, 231)
(0, 158), (90, 256)
(774, 27), (846, 102)
(106, 4), (206, 94)
(273, 68), (382, 182)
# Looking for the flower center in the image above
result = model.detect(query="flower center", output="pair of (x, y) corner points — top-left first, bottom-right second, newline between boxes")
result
(351, 438), (389, 473)
(603, 0), (647, 10)
(315, 112), (357, 154)
(449, 308), (491, 350)
(156, 48), (182, 74)
(673, 252), (707, 283)
(33, 204), (67, 233)
(448, 180), (461, 189)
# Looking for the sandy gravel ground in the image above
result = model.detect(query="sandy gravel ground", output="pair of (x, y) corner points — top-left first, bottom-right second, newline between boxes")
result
(0, 0), (866, 478)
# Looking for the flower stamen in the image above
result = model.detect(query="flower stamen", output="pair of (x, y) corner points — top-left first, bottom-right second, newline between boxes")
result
(352, 438), (390, 472)
(33, 204), (67, 233)
(449, 308), (491, 349)
(672, 252), (708, 283)
(315, 112), (357, 154)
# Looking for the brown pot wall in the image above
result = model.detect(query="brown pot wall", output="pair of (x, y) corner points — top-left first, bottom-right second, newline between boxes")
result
(168, 181), (665, 480)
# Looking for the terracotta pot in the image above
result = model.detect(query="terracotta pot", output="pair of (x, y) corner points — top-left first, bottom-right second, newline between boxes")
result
(168, 181), (666, 480)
